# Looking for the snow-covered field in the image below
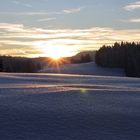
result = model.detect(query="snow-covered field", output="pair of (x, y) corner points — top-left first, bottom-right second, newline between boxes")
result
(0, 71), (140, 140)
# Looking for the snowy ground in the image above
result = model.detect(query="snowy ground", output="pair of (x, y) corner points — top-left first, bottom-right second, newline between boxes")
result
(40, 62), (125, 76)
(0, 72), (140, 140)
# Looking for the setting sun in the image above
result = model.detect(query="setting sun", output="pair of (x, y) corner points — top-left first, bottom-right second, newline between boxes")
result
(36, 42), (77, 59)
(45, 47), (65, 60)
(50, 55), (61, 60)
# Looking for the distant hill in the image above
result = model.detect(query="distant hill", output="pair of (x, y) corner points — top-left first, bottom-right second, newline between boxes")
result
(69, 51), (96, 63)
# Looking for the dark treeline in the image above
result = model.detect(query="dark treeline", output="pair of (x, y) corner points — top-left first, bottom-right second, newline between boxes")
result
(0, 56), (45, 73)
(95, 42), (140, 77)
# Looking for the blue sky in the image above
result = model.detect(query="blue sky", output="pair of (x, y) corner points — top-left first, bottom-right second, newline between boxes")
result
(0, 0), (140, 57)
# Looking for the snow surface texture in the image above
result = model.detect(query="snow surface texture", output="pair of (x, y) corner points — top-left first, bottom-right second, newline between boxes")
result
(0, 72), (140, 140)
(40, 62), (125, 76)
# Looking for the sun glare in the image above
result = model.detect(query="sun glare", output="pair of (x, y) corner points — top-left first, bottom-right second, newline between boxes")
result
(46, 46), (68, 60)
(51, 55), (61, 60)
(36, 42), (77, 59)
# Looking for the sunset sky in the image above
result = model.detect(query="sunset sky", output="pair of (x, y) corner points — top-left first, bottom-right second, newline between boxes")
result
(0, 0), (140, 57)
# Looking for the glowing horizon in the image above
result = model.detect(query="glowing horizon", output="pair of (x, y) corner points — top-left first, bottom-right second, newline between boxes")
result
(0, 0), (140, 57)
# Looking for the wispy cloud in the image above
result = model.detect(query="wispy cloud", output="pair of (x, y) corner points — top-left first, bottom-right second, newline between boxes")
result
(12, 0), (32, 8)
(0, 23), (24, 32)
(0, 10), (74, 16)
(128, 18), (140, 23)
(124, 1), (140, 11)
(38, 17), (56, 22)
(0, 23), (140, 57)
(0, 11), (49, 16)
(63, 7), (83, 14)
(0, 6), (84, 17)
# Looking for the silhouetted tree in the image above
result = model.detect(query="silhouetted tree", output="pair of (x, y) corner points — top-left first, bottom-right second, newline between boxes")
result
(95, 42), (140, 77)
(0, 56), (3, 71)
(0, 56), (44, 73)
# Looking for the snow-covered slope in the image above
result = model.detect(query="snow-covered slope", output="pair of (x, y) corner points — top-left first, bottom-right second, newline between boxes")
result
(0, 73), (140, 140)
(40, 62), (125, 76)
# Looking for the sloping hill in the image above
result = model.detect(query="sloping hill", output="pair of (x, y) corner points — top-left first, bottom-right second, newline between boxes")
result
(40, 62), (125, 76)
